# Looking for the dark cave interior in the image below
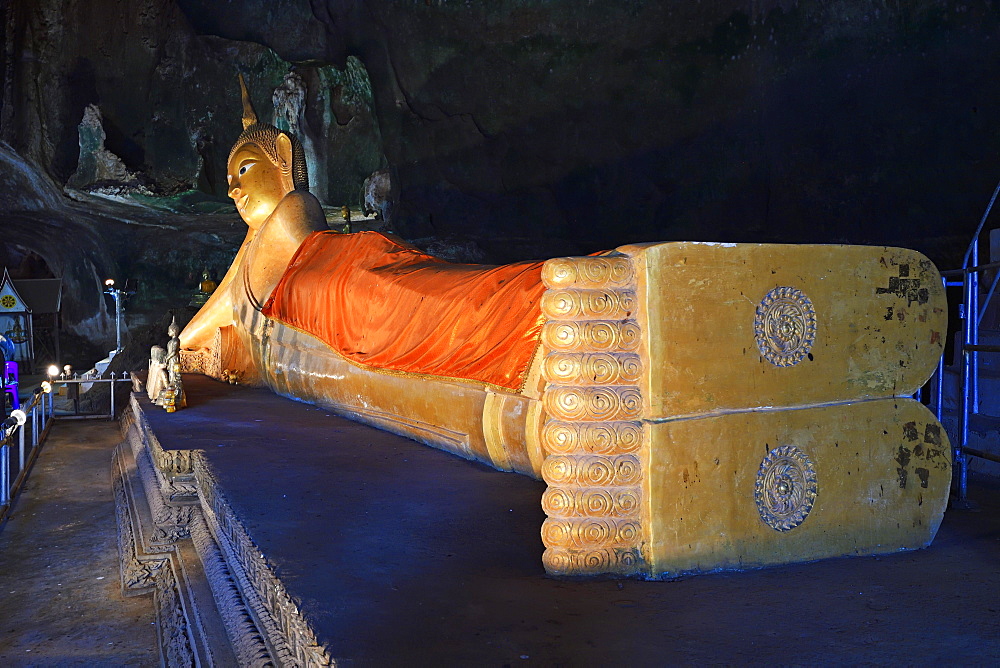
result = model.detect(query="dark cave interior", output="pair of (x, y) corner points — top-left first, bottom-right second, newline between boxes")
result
(0, 0), (998, 366)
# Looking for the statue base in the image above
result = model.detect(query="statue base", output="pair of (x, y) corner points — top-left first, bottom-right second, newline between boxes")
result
(115, 374), (549, 664)
(115, 371), (950, 662)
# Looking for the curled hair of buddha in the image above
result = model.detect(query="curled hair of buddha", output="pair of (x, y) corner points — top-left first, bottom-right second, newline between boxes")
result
(230, 73), (309, 190)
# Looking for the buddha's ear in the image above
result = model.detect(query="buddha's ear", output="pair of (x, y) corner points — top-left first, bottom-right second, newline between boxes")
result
(276, 133), (293, 172)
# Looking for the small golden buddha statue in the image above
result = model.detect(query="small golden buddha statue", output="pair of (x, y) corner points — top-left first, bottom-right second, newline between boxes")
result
(199, 270), (218, 295)
(188, 269), (219, 307)
(340, 204), (351, 233)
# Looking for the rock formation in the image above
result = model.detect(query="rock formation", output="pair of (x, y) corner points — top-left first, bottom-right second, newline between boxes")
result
(67, 105), (147, 193)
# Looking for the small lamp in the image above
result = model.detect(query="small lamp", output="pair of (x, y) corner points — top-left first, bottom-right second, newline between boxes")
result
(2, 409), (25, 430)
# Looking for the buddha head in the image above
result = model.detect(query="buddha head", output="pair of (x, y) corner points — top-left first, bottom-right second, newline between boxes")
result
(168, 315), (180, 339)
(227, 74), (309, 229)
(150, 345), (166, 365)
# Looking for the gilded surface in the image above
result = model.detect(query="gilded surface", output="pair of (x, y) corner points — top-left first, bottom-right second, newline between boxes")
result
(540, 288), (636, 320)
(175, 78), (955, 579)
(541, 421), (643, 455)
(541, 320), (642, 352)
(539, 254), (645, 576)
(645, 399), (950, 577)
(754, 287), (818, 367)
(541, 256), (634, 288)
(628, 242), (947, 419)
(542, 353), (642, 385)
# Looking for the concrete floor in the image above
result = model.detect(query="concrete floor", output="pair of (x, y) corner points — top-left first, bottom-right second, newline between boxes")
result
(0, 378), (998, 666)
(0, 419), (158, 666)
(155, 378), (1000, 666)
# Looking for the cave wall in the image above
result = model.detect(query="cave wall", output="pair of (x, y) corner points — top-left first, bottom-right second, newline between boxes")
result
(0, 140), (246, 349)
(0, 0), (382, 201)
(4, 0), (998, 263)
(175, 0), (1000, 263)
(1, 0), (999, 350)
(0, 142), (117, 342)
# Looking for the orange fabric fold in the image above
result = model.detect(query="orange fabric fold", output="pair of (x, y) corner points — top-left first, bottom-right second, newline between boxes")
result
(261, 231), (547, 392)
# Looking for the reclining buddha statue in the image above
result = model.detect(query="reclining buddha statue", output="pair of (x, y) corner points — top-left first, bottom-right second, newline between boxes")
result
(181, 76), (953, 579)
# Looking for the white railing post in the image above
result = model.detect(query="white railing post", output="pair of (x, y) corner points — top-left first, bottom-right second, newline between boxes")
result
(18, 419), (25, 471)
(1, 443), (8, 506)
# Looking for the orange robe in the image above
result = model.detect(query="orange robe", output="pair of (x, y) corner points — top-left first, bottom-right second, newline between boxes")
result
(261, 231), (546, 392)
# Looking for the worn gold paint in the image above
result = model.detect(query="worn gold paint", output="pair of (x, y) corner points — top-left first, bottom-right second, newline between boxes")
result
(232, 303), (547, 477)
(622, 242), (946, 420)
(644, 398), (950, 576)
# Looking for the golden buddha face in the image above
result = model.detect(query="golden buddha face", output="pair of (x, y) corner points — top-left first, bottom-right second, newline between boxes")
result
(226, 134), (295, 229)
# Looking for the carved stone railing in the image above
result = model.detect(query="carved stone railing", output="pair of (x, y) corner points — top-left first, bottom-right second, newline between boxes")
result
(179, 328), (221, 379)
(538, 254), (645, 576)
(116, 391), (334, 665)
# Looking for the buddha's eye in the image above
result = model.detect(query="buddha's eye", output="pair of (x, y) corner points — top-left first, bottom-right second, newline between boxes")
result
(239, 163), (251, 176)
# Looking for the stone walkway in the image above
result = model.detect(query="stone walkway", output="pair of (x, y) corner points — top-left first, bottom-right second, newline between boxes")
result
(0, 420), (158, 666)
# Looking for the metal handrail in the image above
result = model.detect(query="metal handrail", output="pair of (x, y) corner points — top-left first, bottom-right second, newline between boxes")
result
(1, 371), (122, 519)
(963, 344), (1000, 353)
(48, 372), (122, 419)
(934, 177), (1000, 503)
(940, 260), (1000, 276)
(0, 385), (55, 518)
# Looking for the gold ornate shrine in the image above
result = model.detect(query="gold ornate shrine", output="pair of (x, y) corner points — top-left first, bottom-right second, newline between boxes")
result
(180, 77), (950, 579)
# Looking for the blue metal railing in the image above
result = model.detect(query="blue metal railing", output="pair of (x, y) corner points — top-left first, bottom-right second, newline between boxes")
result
(933, 178), (1000, 503)
(0, 372), (122, 520)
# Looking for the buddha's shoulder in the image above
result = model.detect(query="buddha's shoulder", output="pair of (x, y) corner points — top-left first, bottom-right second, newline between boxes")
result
(271, 190), (328, 234)
(275, 189), (324, 217)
